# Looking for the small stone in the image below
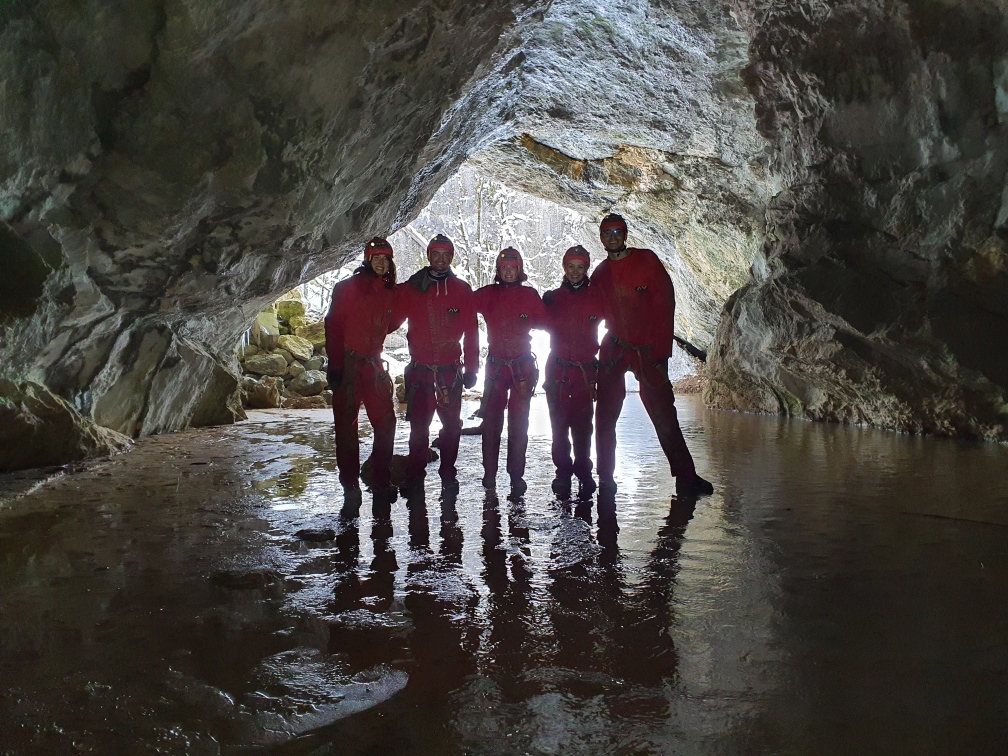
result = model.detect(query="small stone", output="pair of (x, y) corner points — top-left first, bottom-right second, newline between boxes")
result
(303, 356), (325, 371)
(239, 344), (260, 360)
(273, 347), (294, 364)
(321, 389), (333, 406)
(287, 360), (305, 378)
(278, 334), (314, 362)
(243, 353), (287, 377)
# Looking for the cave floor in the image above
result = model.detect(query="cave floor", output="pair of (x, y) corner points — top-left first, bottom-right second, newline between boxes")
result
(1, 395), (1007, 754)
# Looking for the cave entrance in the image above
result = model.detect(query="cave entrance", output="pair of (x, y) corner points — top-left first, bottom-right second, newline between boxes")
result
(238, 163), (705, 411)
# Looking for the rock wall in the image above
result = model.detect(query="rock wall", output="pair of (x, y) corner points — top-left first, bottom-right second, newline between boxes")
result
(705, 0), (1008, 440)
(0, 0), (537, 468)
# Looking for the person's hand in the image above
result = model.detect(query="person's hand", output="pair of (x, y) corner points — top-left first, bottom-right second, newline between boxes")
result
(463, 371), (478, 389)
(326, 369), (343, 389)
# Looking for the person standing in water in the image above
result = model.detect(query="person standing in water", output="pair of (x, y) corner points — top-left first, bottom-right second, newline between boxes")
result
(395, 234), (479, 497)
(474, 247), (545, 496)
(541, 245), (604, 500)
(591, 214), (714, 499)
(324, 237), (400, 515)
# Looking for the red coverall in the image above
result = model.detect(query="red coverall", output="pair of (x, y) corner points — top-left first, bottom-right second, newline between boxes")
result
(542, 279), (604, 482)
(474, 283), (545, 481)
(395, 269), (479, 483)
(591, 247), (698, 486)
(324, 271), (398, 490)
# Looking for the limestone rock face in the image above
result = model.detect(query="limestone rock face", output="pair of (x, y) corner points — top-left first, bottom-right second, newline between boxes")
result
(704, 0), (1008, 440)
(0, 0), (529, 469)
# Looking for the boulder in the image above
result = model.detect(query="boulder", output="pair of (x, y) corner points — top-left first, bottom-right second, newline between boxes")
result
(91, 326), (245, 437)
(303, 356), (326, 372)
(273, 348), (295, 364)
(277, 335), (314, 362)
(321, 389), (333, 406)
(250, 308), (280, 349)
(238, 344), (260, 360)
(295, 321), (326, 348)
(286, 360), (305, 378)
(0, 379), (132, 472)
(288, 370), (327, 396)
(241, 375), (281, 409)
(287, 315), (307, 332)
(276, 299), (306, 322)
(243, 352), (288, 376)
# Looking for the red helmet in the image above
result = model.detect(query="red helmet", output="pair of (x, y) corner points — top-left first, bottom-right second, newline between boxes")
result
(496, 247), (523, 271)
(562, 245), (590, 267)
(364, 237), (393, 260)
(599, 213), (627, 235)
(426, 234), (454, 259)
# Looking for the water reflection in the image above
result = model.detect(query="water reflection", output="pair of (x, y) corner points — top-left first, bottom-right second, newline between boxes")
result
(3, 397), (1007, 753)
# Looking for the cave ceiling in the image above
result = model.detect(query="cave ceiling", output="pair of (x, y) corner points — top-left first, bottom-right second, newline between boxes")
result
(1, 0), (1007, 471)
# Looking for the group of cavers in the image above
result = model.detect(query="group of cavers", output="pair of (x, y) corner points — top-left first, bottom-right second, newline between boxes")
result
(323, 213), (714, 516)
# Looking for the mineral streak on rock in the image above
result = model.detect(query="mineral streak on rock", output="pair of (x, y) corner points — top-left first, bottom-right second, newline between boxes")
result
(1, 0), (1007, 471)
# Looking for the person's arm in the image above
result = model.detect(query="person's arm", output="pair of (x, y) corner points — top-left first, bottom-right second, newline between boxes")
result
(540, 289), (556, 332)
(324, 282), (346, 386)
(528, 288), (547, 330)
(650, 253), (676, 361)
(462, 288), (480, 387)
(387, 283), (409, 333)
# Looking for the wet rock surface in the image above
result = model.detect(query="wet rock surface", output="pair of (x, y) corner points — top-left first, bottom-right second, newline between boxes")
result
(1, 396), (1006, 752)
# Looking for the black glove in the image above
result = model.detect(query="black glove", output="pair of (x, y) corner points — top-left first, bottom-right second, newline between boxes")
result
(326, 369), (343, 389)
(463, 371), (477, 389)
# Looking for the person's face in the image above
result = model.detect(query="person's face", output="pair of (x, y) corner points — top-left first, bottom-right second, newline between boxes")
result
(600, 226), (627, 253)
(370, 254), (390, 276)
(499, 265), (519, 284)
(564, 260), (587, 285)
(427, 247), (452, 273)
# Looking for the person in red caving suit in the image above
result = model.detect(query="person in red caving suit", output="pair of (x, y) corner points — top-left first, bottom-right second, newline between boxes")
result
(474, 247), (546, 496)
(325, 237), (400, 514)
(395, 234), (479, 497)
(541, 245), (605, 500)
(591, 214), (714, 499)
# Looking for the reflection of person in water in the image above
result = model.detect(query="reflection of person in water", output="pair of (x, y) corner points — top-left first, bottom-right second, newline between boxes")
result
(547, 502), (696, 691)
(478, 492), (538, 676)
